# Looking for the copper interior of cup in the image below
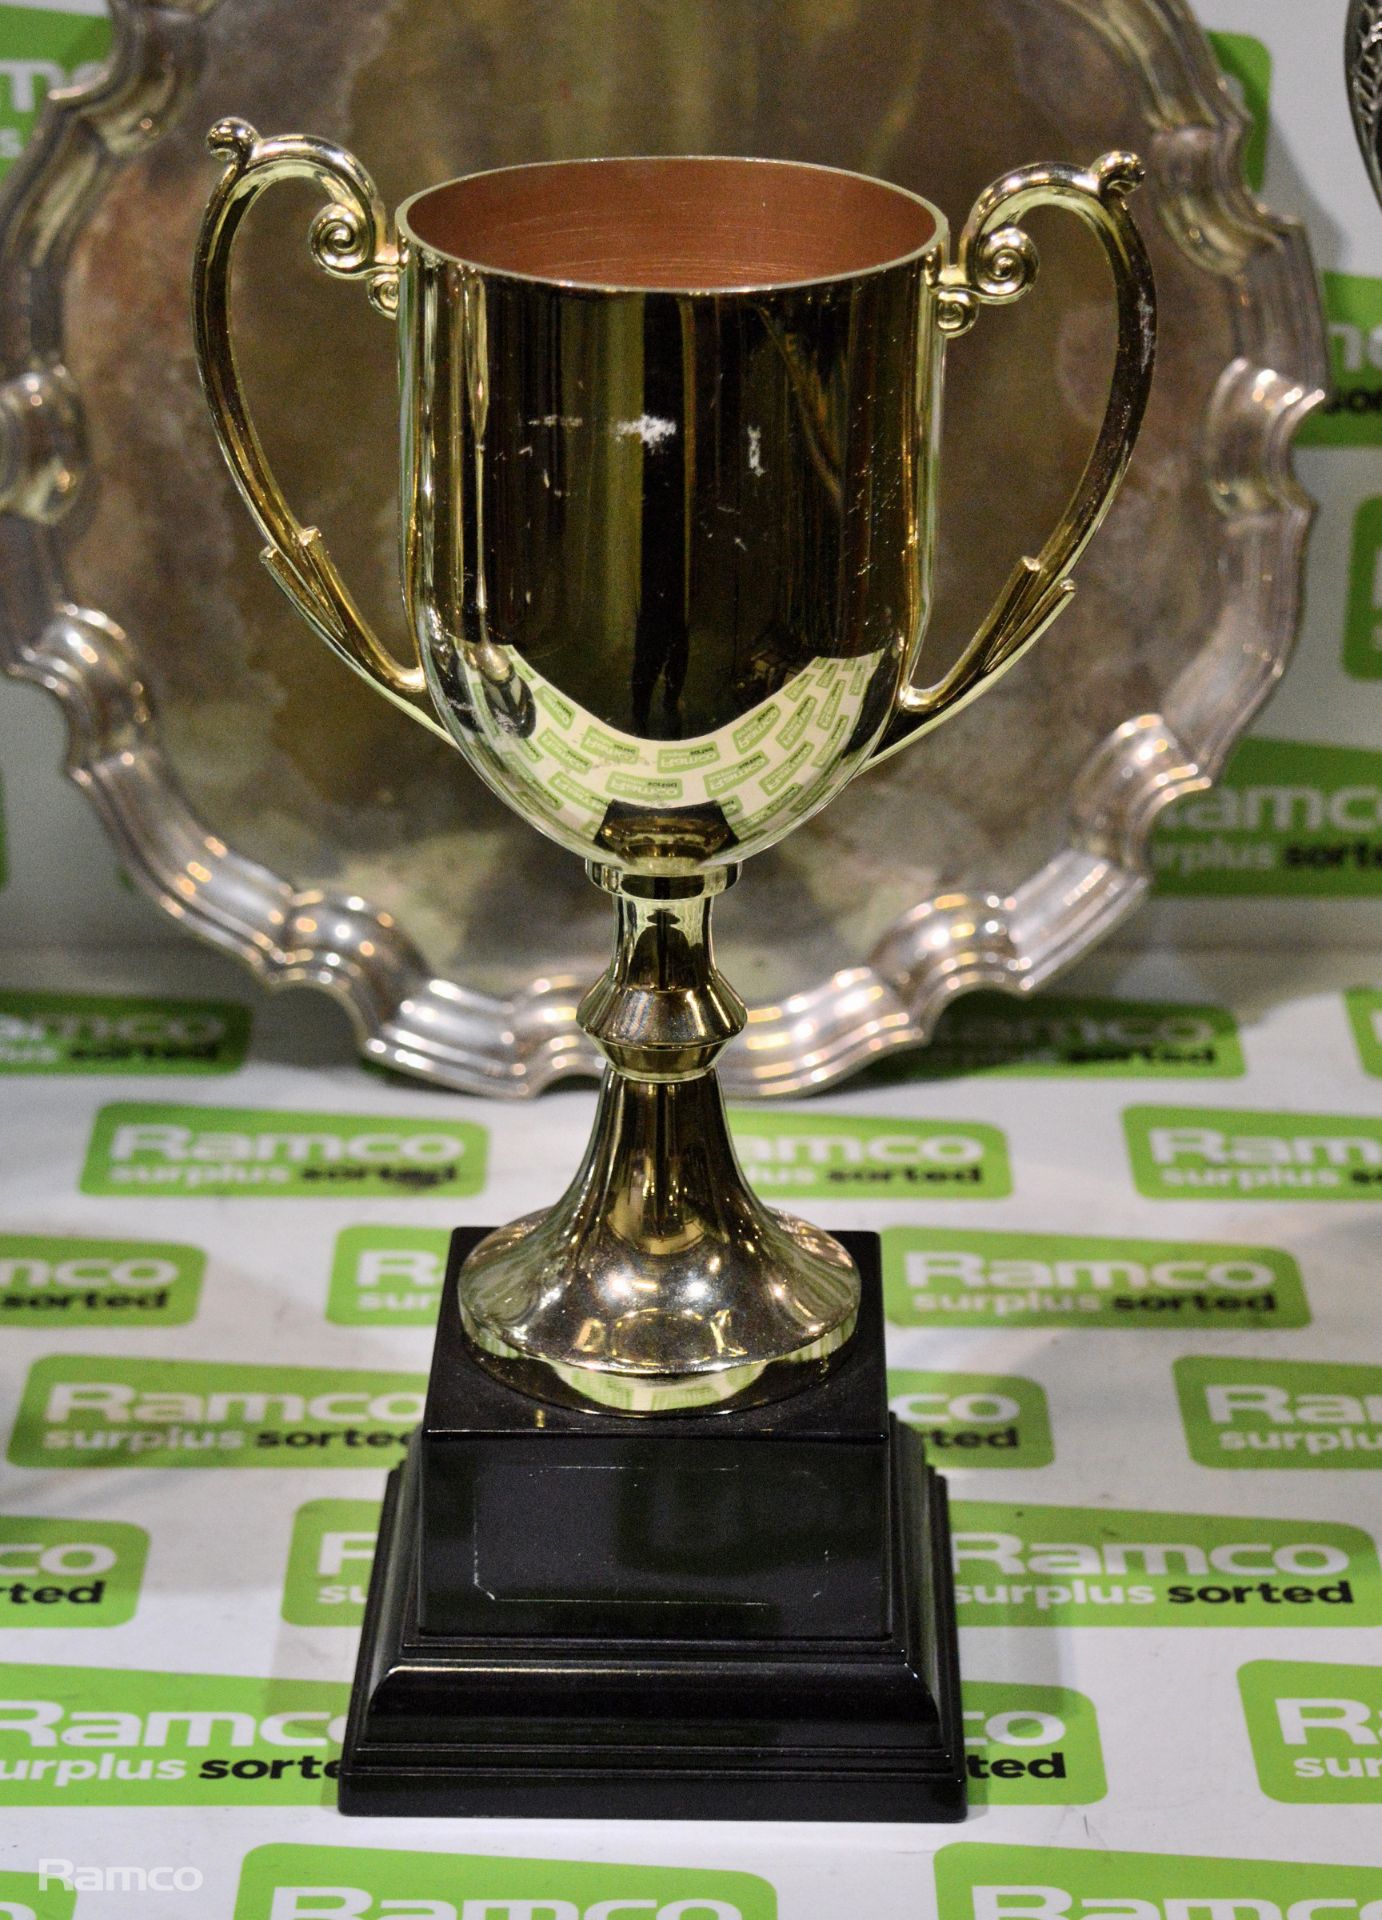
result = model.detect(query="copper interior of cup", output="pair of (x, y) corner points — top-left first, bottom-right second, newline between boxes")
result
(403, 156), (937, 290)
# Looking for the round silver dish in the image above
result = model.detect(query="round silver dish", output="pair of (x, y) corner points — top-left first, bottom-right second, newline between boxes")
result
(0, 0), (1326, 1097)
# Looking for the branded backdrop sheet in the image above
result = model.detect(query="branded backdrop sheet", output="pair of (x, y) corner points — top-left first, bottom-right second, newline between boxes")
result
(0, 940), (1380, 1913)
(2, 0), (1382, 1912)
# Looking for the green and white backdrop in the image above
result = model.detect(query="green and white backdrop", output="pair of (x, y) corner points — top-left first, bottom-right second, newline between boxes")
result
(3, 0), (1382, 1915)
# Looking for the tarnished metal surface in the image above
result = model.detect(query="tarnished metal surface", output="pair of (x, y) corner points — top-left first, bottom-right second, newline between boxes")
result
(0, 0), (1326, 1096)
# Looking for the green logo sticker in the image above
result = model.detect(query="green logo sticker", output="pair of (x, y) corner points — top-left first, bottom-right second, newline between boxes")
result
(963, 1682), (1105, 1804)
(8, 1357), (425, 1468)
(1240, 1659), (1382, 1802)
(934, 1842), (1382, 1914)
(1176, 1356), (1382, 1468)
(950, 1499), (1380, 1625)
(0, 990), (248, 1073)
(281, 1499), (379, 1625)
(234, 1844), (777, 1920)
(0, 1664), (347, 1804)
(0, 1), (109, 179)
(1152, 737), (1382, 892)
(1208, 30), (1271, 191)
(890, 1371), (1053, 1468)
(327, 1224), (448, 1325)
(1345, 497), (1382, 680)
(80, 1103), (487, 1199)
(0, 1232), (203, 1326)
(1301, 271), (1382, 447)
(729, 1109), (1010, 1200)
(904, 992), (1243, 1079)
(0, 1870), (73, 1920)
(0, 1516), (147, 1627)
(1125, 1105), (1382, 1200)
(1346, 988), (1382, 1075)
(882, 1225), (1307, 1330)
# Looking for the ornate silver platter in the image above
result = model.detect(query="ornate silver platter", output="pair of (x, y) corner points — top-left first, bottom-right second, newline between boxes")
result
(0, 0), (1325, 1096)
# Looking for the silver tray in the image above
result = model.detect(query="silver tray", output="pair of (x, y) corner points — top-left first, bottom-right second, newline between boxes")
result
(0, 0), (1325, 1096)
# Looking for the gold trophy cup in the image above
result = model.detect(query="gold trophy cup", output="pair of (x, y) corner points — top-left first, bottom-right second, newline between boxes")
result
(194, 129), (1154, 1412)
(192, 127), (1154, 1819)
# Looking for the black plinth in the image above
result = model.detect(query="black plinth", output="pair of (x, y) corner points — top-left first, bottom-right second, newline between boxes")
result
(338, 1227), (966, 1821)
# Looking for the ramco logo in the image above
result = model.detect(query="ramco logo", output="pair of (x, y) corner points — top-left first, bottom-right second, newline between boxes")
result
(0, 1542), (117, 1575)
(232, 1844), (776, 1920)
(729, 1111), (1010, 1199)
(917, 993), (1243, 1078)
(0, 57), (101, 116)
(935, 1843), (1382, 1917)
(1162, 784), (1382, 833)
(1125, 1107), (1382, 1200)
(1300, 270), (1382, 446)
(261, 1897), (744, 1918)
(81, 1104), (487, 1198)
(0, 991), (248, 1074)
(9, 1009), (223, 1044)
(882, 1226), (1307, 1330)
(949, 1501), (1379, 1626)
(9, 1358), (426, 1468)
(958, 1005), (1226, 1049)
(0, 1233), (203, 1325)
(1330, 312), (1382, 380)
(741, 1131), (981, 1168)
(907, 1248), (1272, 1296)
(0, 1516), (148, 1627)
(328, 1226), (449, 1326)
(1152, 738), (1382, 894)
(42, 1380), (421, 1425)
(889, 1371), (1053, 1467)
(0, 1695), (342, 1769)
(0, 4), (111, 175)
(4, 1253), (179, 1290)
(960, 1531), (1348, 1581)
(1177, 1358), (1382, 1468)
(0, 1665), (350, 1804)
(1149, 1125), (1379, 1173)
(1240, 1659), (1382, 1801)
(108, 1122), (452, 1165)
(40, 1859), (202, 1895)
(1277, 1696), (1382, 1772)
(961, 1682), (1106, 1804)
(281, 1500), (380, 1625)
(961, 1891), (1382, 1917)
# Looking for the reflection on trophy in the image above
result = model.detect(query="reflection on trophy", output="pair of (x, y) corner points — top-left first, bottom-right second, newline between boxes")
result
(194, 128), (1154, 1818)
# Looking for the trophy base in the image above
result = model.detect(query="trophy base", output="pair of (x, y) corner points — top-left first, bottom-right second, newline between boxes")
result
(338, 1228), (966, 1822)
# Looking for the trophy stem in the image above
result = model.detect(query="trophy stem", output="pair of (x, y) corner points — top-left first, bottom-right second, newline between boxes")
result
(576, 864), (748, 1081)
(454, 865), (860, 1413)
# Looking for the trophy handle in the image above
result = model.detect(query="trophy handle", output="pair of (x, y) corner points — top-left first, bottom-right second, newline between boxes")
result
(191, 118), (449, 743)
(876, 152), (1156, 758)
